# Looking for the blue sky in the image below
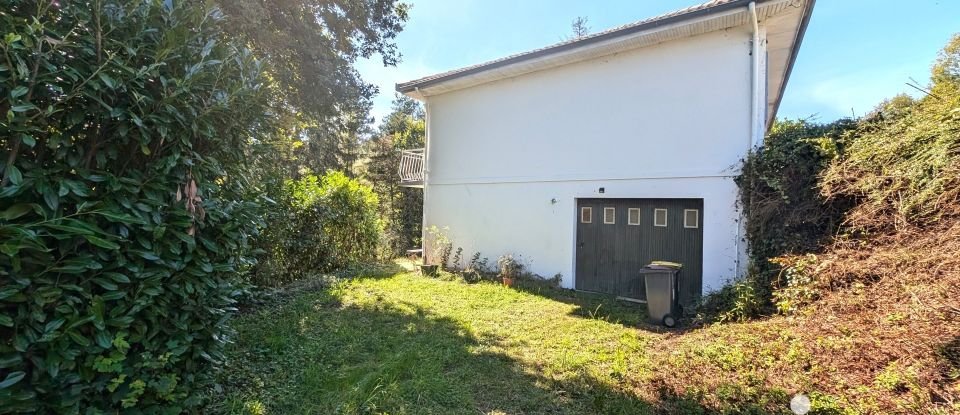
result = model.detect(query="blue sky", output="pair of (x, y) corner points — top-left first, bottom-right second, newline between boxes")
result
(356, 0), (960, 126)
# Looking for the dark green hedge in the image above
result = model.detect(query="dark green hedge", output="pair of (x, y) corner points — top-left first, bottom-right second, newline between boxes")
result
(0, 1), (270, 412)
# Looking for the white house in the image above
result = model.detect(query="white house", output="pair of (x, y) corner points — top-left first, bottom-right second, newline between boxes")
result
(396, 0), (815, 306)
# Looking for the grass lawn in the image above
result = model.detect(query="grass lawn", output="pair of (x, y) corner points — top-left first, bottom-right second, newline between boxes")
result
(207, 265), (845, 414)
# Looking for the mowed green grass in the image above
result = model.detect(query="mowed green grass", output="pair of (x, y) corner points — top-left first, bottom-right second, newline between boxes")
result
(210, 270), (672, 414)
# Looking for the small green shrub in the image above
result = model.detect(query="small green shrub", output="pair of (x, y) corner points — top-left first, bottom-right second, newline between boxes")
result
(452, 247), (463, 270)
(496, 254), (523, 279)
(424, 225), (451, 268)
(442, 252), (488, 283)
(699, 279), (765, 323)
(253, 171), (381, 286)
(0, 1), (270, 412)
(772, 254), (821, 315)
(363, 96), (424, 258)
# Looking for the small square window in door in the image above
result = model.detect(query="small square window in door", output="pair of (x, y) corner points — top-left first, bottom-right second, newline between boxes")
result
(580, 207), (592, 223)
(603, 207), (616, 224)
(684, 209), (699, 228)
(653, 209), (668, 227)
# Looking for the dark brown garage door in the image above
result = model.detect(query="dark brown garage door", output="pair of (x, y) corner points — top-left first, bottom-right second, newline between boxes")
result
(575, 198), (703, 307)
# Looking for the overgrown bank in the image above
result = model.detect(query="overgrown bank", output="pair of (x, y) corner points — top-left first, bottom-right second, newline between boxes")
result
(693, 34), (960, 412)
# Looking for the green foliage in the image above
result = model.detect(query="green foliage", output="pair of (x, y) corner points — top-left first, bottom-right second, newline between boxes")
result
(697, 279), (764, 323)
(0, 1), (271, 412)
(215, 0), (410, 180)
(312, 171), (381, 263)
(822, 34), (960, 228)
(253, 171), (381, 286)
(715, 118), (856, 319)
(496, 254), (523, 278)
(720, 35), (960, 321)
(215, 0), (409, 123)
(362, 95), (424, 257)
(771, 254), (820, 315)
(424, 225), (451, 268)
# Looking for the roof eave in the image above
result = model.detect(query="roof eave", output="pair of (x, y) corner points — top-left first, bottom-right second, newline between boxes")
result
(766, 0), (816, 130)
(396, 0), (760, 94)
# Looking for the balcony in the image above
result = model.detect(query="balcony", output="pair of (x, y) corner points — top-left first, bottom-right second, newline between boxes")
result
(398, 148), (425, 188)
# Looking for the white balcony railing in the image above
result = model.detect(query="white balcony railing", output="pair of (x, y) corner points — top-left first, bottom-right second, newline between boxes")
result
(398, 148), (425, 186)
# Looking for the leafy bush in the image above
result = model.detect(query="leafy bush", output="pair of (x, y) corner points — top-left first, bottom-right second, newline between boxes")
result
(463, 252), (490, 283)
(496, 254), (523, 279)
(719, 119), (855, 319)
(0, 1), (270, 412)
(697, 280), (764, 323)
(770, 254), (820, 315)
(721, 36), (960, 321)
(252, 171), (381, 286)
(363, 96), (424, 258)
(424, 225), (451, 268)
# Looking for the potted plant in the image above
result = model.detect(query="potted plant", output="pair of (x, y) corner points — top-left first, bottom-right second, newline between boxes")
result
(419, 263), (439, 277)
(420, 225), (451, 277)
(497, 254), (522, 287)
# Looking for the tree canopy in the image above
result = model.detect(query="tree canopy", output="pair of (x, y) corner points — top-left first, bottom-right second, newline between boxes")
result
(215, 0), (409, 126)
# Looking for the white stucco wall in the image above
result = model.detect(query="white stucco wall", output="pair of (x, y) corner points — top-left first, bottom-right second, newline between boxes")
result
(421, 27), (758, 293)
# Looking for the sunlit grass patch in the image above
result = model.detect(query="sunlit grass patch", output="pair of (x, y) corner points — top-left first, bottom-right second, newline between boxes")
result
(210, 272), (660, 414)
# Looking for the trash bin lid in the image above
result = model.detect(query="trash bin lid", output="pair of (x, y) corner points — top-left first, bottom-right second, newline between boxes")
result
(647, 261), (682, 270)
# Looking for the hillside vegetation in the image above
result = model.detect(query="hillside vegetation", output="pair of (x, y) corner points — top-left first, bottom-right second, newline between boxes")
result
(670, 35), (960, 413)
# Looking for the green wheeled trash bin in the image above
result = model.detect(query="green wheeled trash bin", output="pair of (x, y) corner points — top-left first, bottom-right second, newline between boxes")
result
(641, 261), (682, 327)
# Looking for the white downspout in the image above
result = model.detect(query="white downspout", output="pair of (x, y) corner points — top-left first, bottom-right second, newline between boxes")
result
(736, 2), (761, 279)
(749, 1), (762, 149)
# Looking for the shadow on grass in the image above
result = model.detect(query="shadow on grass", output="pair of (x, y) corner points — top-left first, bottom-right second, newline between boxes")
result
(212, 275), (791, 414)
(507, 278), (694, 333)
(213, 290), (652, 414)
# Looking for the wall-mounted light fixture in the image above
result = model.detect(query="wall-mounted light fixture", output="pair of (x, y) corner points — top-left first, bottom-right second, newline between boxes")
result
(599, 187), (605, 194)
(550, 198), (558, 204)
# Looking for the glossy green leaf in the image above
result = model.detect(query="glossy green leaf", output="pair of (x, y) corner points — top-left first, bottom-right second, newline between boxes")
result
(0, 354), (23, 369)
(91, 278), (118, 291)
(20, 134), (35, 147)
(1, 204), (32, 220)
(4, 165), (23, 186)
(101, 291), (125, 301)
(98, 72), (117, 89)
(94, 331), (111, 349)
(10, 85), (28, 98)
(104, 272), (131, 283)
(0, 286), (22, 300)
(67, 315), (95, 330)
(67, 331), (91, 347)
(0, 371), (25, 389)
(42, 187), (58, 211)
(84, 235), (120, 250)
(44, 318), (65, 333)
(95, 211), (146, 225)
(11, 103), (36, 112)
